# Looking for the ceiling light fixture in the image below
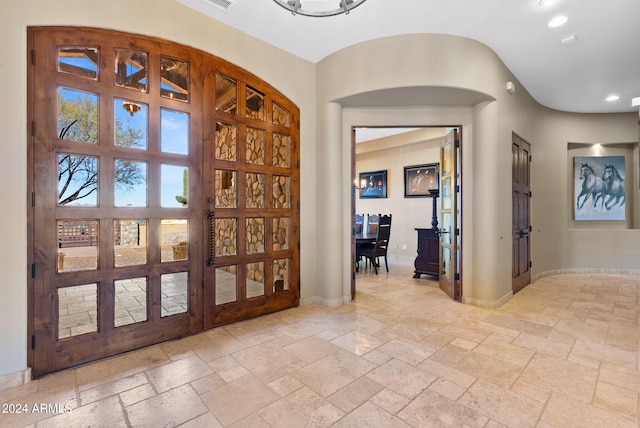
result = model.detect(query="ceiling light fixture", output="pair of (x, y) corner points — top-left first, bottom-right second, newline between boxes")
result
(605, 95), (619, 102)
(273, 0), (367, 17)
(548, 15), (568, 28)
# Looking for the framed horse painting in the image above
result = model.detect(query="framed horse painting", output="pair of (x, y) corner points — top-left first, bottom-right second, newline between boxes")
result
(574, 156), (625, 221)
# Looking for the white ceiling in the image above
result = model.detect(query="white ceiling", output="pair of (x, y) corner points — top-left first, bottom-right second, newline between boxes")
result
(177, 0), (640, 114)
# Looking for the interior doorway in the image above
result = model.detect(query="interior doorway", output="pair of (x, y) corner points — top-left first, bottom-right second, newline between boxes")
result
(351, 126), (462, 301)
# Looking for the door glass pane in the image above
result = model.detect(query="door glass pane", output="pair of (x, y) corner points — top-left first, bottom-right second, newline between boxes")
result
(57, 220), (98, 272)
(273, 259), (290, 293)
(114, 220), (147, 267)
(246, 85), (264, 120)
(215, 218), (237, 256)
(215, 73), (237, 114)
(58, 283), (97, 339)
(442, 213), (452, 245)
(58, 154), (98, 206)
(114, 159), (147, 207)
(247, 262), (265, 298)
(272, 102), (290, 127)
(273, 175), (290, 208)
(115, 99), (147, 149)
(58, 47), (98, 80)
(215, 170), (237, 208)
(160, 56), (188, 101)
(246, 173), (266, 208)
(161, 219), (189, 262)
(161, 109), (189, 155)
(442, 176), (452, 210)
(442, 143), (452, 175)
(115, 49), (148, 93)
(246, 218), (265, 254)
(273, 217), (290, 250)
(114, 277), (147, 327)
(272, 133), (290, 168)
(161, 272), (188, 317)
(246, 127), (265, 165)
(216, 265), (237, 305)
(58, 88), (98, 144)
(161, 164), (189, 208)
(215, 122), (237, 161)
(442, 247), (452, 279)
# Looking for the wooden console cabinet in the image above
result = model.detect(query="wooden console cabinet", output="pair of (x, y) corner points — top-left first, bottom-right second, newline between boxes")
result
(413, 228), (440, 278)
(413, 189), (440, 278)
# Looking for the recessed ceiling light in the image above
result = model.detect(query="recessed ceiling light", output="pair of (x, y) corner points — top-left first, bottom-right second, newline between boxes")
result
(606, 95), (620, 102)
(548, 16), (568, 28)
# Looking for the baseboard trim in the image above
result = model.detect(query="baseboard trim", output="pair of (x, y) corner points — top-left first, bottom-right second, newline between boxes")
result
(0, 367), (32, 391)
(532, 268), (640, 283)
(300, 295), (344, 307)
(463, 291), (513, 309)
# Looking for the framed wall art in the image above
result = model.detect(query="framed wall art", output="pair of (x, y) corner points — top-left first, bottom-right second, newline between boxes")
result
(359, 170), (387, 198)
(574, 156), (625, 221)
(404, 163), (439, 197)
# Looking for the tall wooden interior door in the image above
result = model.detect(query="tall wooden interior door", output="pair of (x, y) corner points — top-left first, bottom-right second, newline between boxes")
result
(512, 133), (531, 294)
(201, 61), (300, 329)
(439, 128), (461, 301)
(28, 27), (300, 377)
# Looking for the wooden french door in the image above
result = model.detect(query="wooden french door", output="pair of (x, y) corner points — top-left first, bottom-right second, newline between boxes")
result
(201, 61), (300, 328)
(512, 133), (531, 294)
(28, 27), (299, 376)
(439, 128), (461, 301)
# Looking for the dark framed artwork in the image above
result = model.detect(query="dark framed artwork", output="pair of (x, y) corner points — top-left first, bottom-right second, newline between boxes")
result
(574, 156), (625, 221)
(404, 163), (439, 197)
(359, 170), (387, 198)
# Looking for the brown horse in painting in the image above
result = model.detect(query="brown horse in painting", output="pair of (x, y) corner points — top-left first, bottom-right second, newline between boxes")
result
(602, 164), (625, 210)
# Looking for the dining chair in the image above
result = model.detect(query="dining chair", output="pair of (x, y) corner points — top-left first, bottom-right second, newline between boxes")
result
(357, 214), (391, 274)
(367, 213), (380, 234)
(354, 213), (364, 234)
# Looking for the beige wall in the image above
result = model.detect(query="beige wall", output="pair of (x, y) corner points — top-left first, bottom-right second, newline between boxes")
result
(1, 1), (639, 380)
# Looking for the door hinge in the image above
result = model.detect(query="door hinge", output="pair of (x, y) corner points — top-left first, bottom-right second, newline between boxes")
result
(455, 228), (460, 236)
(529, 155), (532, 162)
(352, 272), (356, 280)
(297, 160), (300, 169)
(297, 200), (300, 210)
(529, 225), (532, 232)
(31, 121), (36, 136)
(529, 261), (532, 268)
(455, 139), (460, 149)
(31, 335), (36, 350)
(529, 191), (532, 198)
(455, 185), (460, 193)
(297, 241), (300, 250)
(455, 273), (460, 281)
(31, 263), (36, 278)
(31, 49), (36, 65)
(31, 192), (35, 207)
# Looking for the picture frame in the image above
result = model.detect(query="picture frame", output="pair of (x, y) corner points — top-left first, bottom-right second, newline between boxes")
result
(359, 170), (387, 198)
(404, 163), (439, 197)
(574, 156), (625, 221)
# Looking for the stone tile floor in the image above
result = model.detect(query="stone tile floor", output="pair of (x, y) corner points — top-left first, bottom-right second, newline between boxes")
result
(1, 260), (639, 427)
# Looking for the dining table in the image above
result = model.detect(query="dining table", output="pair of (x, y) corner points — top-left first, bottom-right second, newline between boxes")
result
(355, 231), (377, 272)
(355, 231), (377, 244)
